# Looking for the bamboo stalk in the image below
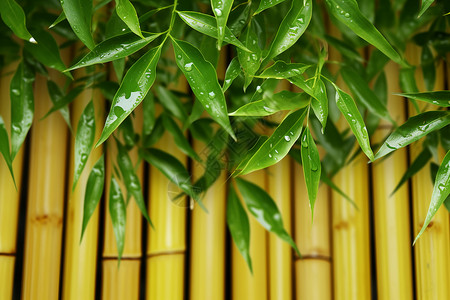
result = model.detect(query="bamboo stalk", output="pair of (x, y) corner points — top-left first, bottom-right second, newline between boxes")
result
(406, 44), (450, 300)
(0, 61), (25, 300)
(232, 171), (268, 300)
(371, 60), (413, 299)
(189, 143), (227, 300)
(293, 161), (332, 300)
(20, 40), (72, 299)
(62, 64), (105, 300)
(101, 105), (144, 300)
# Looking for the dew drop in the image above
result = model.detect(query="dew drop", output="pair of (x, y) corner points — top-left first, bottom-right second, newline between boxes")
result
(29, 37), (37, 44)
(284, 135), (291, 142)
(301, 134), (308, 147)
(344, 13), (350, 17)
(256, 85), (263, 93)
(214, 8), (223, 16)
(208, 91), (216, 99)
(184, 62), (193, 71)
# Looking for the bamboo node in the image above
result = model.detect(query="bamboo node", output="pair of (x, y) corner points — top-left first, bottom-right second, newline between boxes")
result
(30, 214), (63, 226)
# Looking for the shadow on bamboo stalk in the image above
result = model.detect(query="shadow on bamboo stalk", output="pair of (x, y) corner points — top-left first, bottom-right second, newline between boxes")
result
(0, 61), (25, 300)
(21, 38), (72, 300)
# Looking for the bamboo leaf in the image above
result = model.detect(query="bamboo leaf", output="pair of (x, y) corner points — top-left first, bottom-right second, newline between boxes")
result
(60, 0), (95, 50)
(109, 176), (126, 262)
(211, 0), (233, 48)
(67, 33), (161, 71)
(301, 127), (321, 219)
(391, 148), (431, 196)
(73, 101), (96, 189)
(155, 85), (188, 123)
(171, 38), (236, 140)
(396, 91), (450, 108)
(0, 0), (34, 42)
(257, 61), (311, 79)
(341, 66), (394, 123)
(236, 108), (307, 175)
(421, 45), (435, 91)
(177, 11), (250, 52)
(325, 0), (405, 66)
(81, 155), (105, 242)
(414, 149), (450, 244)
(229, 91), (310, 117)
(0, 116), (15, 185)
(235, 177), (300, 255)
(310, 79), (328, 130)
(44, 85), (83, 125)
(115, 0), (143, 38)
(375, 111), (450, 160)
(116, 140), (153, 227)
(418, 0), (434, 17)
(97, 46), (161, 146)
(237, 22), (262, 89)
(161, 114), (201, 162)
(222, 57), (241, 92)
(227, 185), (252, 273)
(142, 92), (156, 138)
(264, 0), (312, 63)
(254, 0), (287, 15)
(10, 61), (34, 160)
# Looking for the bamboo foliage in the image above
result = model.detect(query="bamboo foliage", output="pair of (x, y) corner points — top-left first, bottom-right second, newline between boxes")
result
(0, 61), (25, 300)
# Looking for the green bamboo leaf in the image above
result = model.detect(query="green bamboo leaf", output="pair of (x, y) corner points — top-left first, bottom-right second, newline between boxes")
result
(24, 30), (68, 74)
(421, 45), (435, 91)
(140, 148), (199, 201)
(399, 67), (420, 113)
(234, 136), (268, 172)
(310, 79), (328, 130)
(237, 108), (307, 175)
(49, 11), (66, 29)
(331, 84), (374, 161)
(67, 32), (161, 71)
(264, 0), (312, 63)
(414, 149), (450, 244)
(257, 61), (311, 79)
(236, 177), (300, 255)
(237, 22), (262, 89)
(391, 148), (431, 196)
(97, 46), (161, 147)
(301, 127), (321, 218)
(289, 75), (314, 95)
(109, 176), (126, 262)
(142, 92), (156, 138)
(227, 185), (252, 273)
(0, 0), (34, 42)
(340, 67), (394, 123)
(320, 171), (357, 208)
(171, 38), (236, 140)
(73, 101), (96, 190)
(116, 140), (153, 227)
(81, 155), (105, 242)
(177, 11), (250, 52)
(0, 116), (15, 185)
(223, 57), (241, 92)
(10, 61), (34, 160)
(375, 111), (450, 160)
(254, 0), (287, 15)
(229, 91), (310, 117)
(161, 114), (201, 162)
(155, 86), (188, 123)
(115, 0), (143, 38)
(46, 81), (72, 131)
(60, 0), (95, 50)
(211, 0), (233, 48)
(325, 0), (405, 66)
(396, 91), (450, 108)
(418, 0), (434, 17)
(324, 34), (364, 62)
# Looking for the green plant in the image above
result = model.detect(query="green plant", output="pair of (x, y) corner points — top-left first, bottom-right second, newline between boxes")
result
(0, 0), (449, 268)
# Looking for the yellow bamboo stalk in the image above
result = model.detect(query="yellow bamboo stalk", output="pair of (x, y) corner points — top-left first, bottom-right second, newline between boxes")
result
(102, 105), (144, 300)
(62, 64), (105, 300)
(146, 69), (188, 299)
(232, 171), (268, 300)
(0, 61), (25, 300)
(189, 143), (227, 300)
(405, 44), (450, 300)
(293, 162), (332, 300)
(371, 60), (413, 299)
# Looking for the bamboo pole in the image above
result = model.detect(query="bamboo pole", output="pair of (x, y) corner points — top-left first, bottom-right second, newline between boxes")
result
(405, 44), (450, 300)
(0, 61), (25, 300)
(371, 60), (413, 299)
(189, 50), (227, 300)
(62, 60), (105, 300)
(101, 106), (144, 300)
(146, 69), (188, 300)
(20, 40), (72, 299)
(232, 171), (268, 300)
(266, 81), (292, 300)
